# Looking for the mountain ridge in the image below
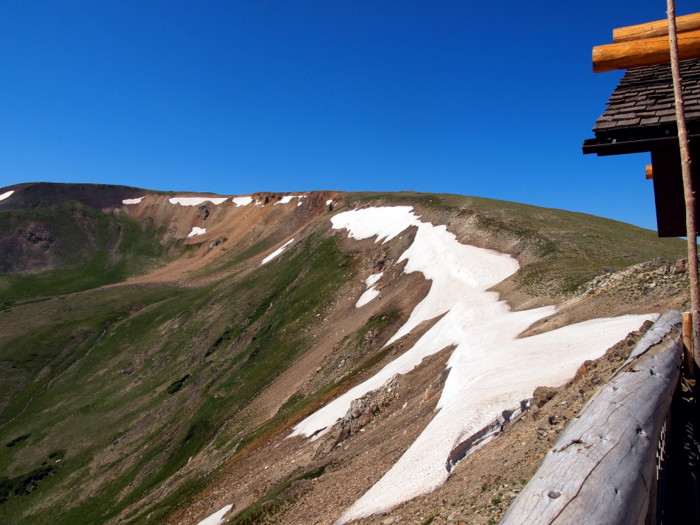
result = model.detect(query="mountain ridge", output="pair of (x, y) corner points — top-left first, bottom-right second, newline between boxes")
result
(0, 182), (690, 524)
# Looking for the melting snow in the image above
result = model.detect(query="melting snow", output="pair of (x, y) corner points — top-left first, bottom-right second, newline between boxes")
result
(169, 197), (228, 206)
(187, 227), (207, 238)
(232, 196), (253, 206)
(356, 272), (384, 307)
(0, 190), (14, 202)
(122, 197), (144, 205)
(275, 195), (303, 205)
(261, 238), (295, 265)
(289, 206), (655, 523)
(195, 504), (233, 525)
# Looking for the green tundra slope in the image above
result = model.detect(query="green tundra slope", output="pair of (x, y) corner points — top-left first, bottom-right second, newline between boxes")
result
(0, 183), (688, 525)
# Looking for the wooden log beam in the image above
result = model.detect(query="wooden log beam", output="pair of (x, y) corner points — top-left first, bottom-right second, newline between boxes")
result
(613, 12), (700, 43)
(500, 325), (681, 525)
(646, 164), (654, 180)
(593, 29), (700, 73)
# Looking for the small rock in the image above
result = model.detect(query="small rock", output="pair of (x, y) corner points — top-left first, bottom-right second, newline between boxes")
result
(673, 258), (687, 274)
(533, 387), (557, 408)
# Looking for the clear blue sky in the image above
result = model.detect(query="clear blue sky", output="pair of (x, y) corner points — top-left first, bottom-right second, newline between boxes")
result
(1, 1), (694, 230)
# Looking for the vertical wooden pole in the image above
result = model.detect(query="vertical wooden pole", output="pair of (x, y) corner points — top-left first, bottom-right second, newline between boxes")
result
(668, 0), (700, 367)
(683, 311), (696, 377)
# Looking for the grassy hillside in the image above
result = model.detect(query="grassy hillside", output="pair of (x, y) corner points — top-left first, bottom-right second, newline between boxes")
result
(346, 191), (686, 296)
(0, 184), (689, 524)
(0, 202), (169, 307)
(0, 233), (352, 524)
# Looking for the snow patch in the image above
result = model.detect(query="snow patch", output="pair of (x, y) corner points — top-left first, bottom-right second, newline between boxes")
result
(169, 197), (228, 206)
(326, 199), (333, 205)
(261, 238), (295, 265)
(195, 504), (233, 525)
(288, 206), (655, 523)
(356, 272), (383, 308)
(232, 196), (253, 206)
(275, 195), (303, 205)
(0, 190), (15, 202)
(187, 227), (207, 238)
(122, 197), (144, 205)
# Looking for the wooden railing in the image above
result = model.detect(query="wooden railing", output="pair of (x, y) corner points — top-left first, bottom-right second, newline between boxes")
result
(501, 311), (683, 525)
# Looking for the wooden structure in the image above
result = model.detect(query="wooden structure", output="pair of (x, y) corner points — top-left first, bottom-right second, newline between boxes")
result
(583, 14), (700, 237)
(500, 312), (683, 524)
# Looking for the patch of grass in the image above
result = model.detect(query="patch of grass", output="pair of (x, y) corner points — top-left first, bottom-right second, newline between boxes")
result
(229, 465), (328, 525)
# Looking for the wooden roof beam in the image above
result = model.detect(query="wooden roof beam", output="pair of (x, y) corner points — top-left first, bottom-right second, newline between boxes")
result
(593, 29), (700, 73)
(613, 12), (700, 43)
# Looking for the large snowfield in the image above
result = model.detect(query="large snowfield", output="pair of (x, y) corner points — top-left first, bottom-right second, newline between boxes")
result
(290, 206), (655, 523)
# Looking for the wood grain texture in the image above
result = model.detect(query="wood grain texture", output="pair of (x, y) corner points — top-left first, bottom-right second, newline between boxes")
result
(593, 30), (700, 73)
(501, 329), (681, 524)
(625, 310), (680, 364)
(613, 13), (700, 43)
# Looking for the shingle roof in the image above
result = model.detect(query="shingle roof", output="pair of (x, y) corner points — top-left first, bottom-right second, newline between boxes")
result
(593, 57), (700, 134)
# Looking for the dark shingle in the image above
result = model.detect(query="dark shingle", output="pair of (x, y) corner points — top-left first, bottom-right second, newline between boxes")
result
(593, 58), (700, 134)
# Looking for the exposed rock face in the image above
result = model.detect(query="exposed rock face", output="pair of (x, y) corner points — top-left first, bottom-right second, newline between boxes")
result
(316, 376), (400, 457)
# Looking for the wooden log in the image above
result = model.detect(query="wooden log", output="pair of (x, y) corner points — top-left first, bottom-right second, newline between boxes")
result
(593, 29), (700, 73)
(625, 310), (681, 364)
(501, 335), (681, 525)
(646, 164), (653, 180)
(613, 12), (700, 43)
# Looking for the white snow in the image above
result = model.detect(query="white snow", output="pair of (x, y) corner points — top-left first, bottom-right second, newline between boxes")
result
(356, 272), (384, 308)
(187, 227), (207, 238)
(0, 190), (14, 202)
(261, 238), (295, 265)
(287, 206), (655, 523)
(275, 195), (303, 205)
(169, 197), (228, 206)
(195, 504), (233, 525)
(232, 196), (253, 206)
(326, 199), (333, 205)
(122, 197), (144, 205)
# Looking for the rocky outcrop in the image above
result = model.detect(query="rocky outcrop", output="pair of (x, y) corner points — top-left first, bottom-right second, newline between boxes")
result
(316, 376), (400, 457)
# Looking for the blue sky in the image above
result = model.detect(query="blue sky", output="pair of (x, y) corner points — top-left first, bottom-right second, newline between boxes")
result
(0, 1), (694, 230)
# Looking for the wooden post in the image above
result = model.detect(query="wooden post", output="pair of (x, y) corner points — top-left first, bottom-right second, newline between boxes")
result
(682, 311), (696, 377)
(668, 0), (700, 368)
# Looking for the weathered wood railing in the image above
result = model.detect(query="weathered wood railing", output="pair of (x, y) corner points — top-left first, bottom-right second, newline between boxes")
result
(501, 310), (683, 525)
